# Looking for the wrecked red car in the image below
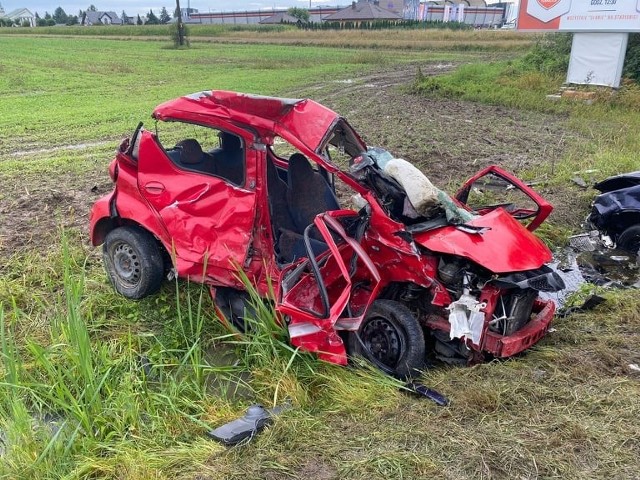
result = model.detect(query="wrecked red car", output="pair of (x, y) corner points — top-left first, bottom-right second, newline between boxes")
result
(90, 91), (564, 377)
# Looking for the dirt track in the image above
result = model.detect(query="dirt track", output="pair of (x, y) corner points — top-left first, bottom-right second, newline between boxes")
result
(0, 62), (583, 258)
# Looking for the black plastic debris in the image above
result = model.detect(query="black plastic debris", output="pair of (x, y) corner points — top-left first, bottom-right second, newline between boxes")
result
(403, 382), (450, 407)
(558, 294), (607, 317)
(207, 404), (286, 446)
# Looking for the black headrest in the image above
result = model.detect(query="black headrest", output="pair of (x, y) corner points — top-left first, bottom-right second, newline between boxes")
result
(220, 132), (241, 151)
(176, 138), (203, 164)
(288, 153), (313, 187)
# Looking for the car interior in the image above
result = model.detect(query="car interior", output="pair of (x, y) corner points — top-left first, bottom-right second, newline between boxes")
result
(267, 151), (340, 264)
(163, 128), (245, 186)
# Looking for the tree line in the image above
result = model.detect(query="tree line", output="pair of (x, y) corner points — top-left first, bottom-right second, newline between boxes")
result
(0, 4), (178, 27)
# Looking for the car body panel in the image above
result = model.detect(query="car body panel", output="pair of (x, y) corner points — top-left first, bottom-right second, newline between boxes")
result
(456, 165), (553, 232)
(136, 130), (257, 284)
(589, 171), (640, 244)
(413, 208), (553, 273)
(152, 90), (367, 160)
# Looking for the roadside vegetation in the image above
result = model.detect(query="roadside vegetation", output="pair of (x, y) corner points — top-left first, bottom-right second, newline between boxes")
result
(1, 24), (535, 51)
(414, 33), (640, 226)
(0, 30), (639, 479)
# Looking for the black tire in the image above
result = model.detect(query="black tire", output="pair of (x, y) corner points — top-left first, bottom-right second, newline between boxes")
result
(348, 300), (425, 379)
(618, 225), (640, 256)
(103, 226), (164, 299)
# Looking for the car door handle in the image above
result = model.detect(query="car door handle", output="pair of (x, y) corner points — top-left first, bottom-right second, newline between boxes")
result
(143, 181), (165, 194)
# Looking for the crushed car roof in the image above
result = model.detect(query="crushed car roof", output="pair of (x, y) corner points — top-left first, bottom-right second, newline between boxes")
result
(152, 90), (342, 153)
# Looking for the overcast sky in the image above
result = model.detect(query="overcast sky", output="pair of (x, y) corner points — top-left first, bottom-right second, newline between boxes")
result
(2, 0), (342, 17)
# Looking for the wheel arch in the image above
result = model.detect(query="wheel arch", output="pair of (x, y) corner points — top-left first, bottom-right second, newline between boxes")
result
(94, 217), (173, 271)
(612, 211), (640, 237)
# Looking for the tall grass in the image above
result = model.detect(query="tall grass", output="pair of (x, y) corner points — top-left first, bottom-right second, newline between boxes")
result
(0, 239), (230, 477)
(0, 237), (375, 477)
(0, 26), (536, 51)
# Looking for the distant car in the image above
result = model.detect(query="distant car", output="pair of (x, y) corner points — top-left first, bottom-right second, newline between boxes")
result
(588, 171), (640, 255)
(90, 90), (564, 377)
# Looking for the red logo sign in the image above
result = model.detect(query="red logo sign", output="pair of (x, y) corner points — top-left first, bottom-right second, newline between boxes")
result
(536, 0), (560, 9)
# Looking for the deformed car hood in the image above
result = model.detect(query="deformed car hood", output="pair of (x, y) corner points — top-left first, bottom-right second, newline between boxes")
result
(413, 209), (552, 274)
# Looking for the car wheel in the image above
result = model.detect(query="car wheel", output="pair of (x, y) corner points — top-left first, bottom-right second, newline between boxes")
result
(348, 300), (425, 379)
(103, 226), (164, 299)
(618, 225), (640, 256)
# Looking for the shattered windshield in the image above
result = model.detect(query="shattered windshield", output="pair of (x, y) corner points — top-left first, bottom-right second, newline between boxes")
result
(321, 120), (366, 170)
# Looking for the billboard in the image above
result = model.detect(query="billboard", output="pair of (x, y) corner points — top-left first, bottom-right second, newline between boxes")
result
(517, 0), (640, 31)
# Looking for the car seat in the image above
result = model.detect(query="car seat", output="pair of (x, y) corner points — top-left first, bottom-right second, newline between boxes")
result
(286, 153), (340, 237)
(211, 132), (244, 185)
(176, 138), (204, 165)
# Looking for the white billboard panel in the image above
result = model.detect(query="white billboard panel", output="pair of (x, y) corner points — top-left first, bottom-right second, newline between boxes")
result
(566, 32), (628, 87)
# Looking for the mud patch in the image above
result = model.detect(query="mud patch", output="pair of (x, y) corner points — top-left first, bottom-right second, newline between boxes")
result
(0, 169), (112, 257)
(8, 141), (110, 158)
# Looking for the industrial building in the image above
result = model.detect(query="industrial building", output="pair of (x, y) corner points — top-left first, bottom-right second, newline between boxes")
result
(185, 0), (508, 28)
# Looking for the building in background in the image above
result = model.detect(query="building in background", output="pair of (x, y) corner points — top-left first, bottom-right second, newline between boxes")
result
(322, 0), (402, 25)
(259, 12), (300, 24)
(188, 0), (504, 27)
(80, 11), (123, 26)
(0, 5), (36, 26)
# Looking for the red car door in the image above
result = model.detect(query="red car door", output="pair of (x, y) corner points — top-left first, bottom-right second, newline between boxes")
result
(136, 130), (257, 284)
(455, 165), (552, 232)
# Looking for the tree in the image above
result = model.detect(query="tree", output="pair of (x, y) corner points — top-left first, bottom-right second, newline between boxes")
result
(53, 6), (68, 24)
(121, 10), (128, 24)
(136, 14), (143, 25)
(159, 6), (171, 24)
(87, 5), (97, 11)
(146, 9), (159, 24)
(44, 11), (52, 19)
(287, 7), (309, 22)
(66, 15), (78, 25)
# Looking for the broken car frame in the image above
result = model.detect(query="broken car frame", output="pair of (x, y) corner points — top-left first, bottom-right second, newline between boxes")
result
(90, 91), (565, 377)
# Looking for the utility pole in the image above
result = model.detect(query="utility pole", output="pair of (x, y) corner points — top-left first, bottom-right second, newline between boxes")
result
(175, 0), (185, 45)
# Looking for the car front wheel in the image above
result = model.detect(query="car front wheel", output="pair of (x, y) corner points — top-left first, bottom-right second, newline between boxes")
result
(348, 300), (425, 379)
(103, 226), (164, 299)
(618, 225), (640, 257)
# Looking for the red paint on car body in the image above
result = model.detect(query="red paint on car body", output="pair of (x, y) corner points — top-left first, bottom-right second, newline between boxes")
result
(90, 90), (562, 368)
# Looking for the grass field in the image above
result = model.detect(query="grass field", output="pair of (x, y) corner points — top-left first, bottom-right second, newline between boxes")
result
(1, 31), (639, 479)
(2, 24), (535, 51)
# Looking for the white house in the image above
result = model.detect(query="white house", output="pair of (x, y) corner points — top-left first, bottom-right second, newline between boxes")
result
(80, 11), (122, 26)
(0, 5), (36, 26)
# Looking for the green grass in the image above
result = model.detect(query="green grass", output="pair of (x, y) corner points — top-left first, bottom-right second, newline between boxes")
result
(0, 24), (295, 37)
(1, 34), (640, 479)
(0, 35), (439, 175)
